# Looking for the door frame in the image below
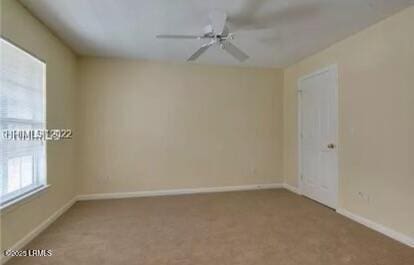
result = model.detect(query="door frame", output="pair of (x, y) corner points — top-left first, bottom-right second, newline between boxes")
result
(297, 64), (339, 209)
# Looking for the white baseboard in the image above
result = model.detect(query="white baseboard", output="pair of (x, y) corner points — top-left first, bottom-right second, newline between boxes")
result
(1, 197), (77, 264)
(337, 208), (414, 248)
(283, 183), (301, 195)
(77, 183), (284, 201)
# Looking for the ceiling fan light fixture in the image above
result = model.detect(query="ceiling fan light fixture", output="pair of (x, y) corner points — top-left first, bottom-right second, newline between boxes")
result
(156, 10), (249, 62)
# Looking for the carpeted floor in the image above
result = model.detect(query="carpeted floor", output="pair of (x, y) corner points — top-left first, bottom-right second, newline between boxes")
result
(6, 189), (414, 265)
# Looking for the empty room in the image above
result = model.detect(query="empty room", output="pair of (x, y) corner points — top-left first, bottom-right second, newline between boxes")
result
(0, 0), (413, 264)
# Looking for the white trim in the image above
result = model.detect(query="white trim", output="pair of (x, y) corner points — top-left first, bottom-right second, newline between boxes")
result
(1, 197), (77, 264)
(297, 64), (339, 209)
(298, 64), (338, 84)
(297, 83), (303, 194)
(77, 183), (284, 201)
(0, 185), (51, 213)
(283, 183), (302, 195)
(337, 208), (414, 248)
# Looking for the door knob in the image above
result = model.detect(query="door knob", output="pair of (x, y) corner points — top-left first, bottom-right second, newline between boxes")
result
(327, 143), (336, 149)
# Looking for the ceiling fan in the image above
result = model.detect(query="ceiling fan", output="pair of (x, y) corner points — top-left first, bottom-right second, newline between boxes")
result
(156, 10), (249, 62)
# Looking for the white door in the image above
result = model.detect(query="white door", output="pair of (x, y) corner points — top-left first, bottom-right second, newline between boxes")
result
(299, 65), (338, 209)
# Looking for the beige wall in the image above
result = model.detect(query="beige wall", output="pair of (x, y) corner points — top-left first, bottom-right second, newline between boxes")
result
(283, 7), (414, 237)
(0, 0), (78, 251)
(77, 58), (284, 194)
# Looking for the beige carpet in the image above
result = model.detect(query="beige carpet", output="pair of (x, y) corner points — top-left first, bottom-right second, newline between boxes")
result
(6, 189), (414, 265)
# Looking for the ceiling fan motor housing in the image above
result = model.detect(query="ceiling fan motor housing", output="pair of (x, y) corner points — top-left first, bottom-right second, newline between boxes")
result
(157, 10), (248, 62)
(203, 25), (213, 35)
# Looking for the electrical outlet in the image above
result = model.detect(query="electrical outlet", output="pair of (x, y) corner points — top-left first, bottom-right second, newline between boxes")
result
(100, 175), (110, 182)
(251, 167), (257, 176)
(358, 191), (370, 202)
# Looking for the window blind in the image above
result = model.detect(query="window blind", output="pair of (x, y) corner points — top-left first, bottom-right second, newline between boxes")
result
(0, 39), (46, 205)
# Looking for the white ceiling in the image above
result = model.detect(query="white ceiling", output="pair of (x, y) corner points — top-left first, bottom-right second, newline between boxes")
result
(20, 0), (412, 68)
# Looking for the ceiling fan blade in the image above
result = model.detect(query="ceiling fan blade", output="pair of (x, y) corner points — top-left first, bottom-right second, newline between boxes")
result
(188, 42), (214, 61)
(221, 41), (249, 62)
(156, 34), (204, 39)
(208, 10), (227, 34)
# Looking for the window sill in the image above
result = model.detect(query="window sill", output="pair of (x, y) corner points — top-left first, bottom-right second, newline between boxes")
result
(0, 185), (51, 214)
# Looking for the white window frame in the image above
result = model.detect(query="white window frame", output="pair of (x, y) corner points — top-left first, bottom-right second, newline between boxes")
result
(0, 37), (48, 210)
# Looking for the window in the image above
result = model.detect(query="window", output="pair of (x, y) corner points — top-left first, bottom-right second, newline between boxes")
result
(0, 38), (46, 206)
